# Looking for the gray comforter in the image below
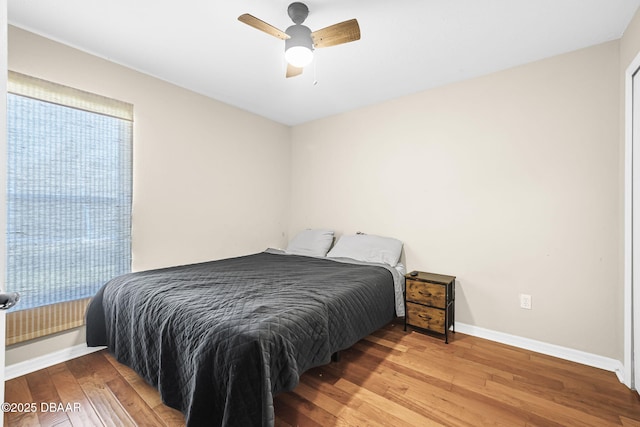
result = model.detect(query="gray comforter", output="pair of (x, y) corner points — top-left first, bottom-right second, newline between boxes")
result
(85, 251), (396, 426)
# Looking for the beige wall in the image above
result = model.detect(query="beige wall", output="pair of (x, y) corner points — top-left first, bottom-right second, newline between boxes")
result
(621, 8), (640, 70)
(290, 41), (621, 359)
(6, 26), (291, 364)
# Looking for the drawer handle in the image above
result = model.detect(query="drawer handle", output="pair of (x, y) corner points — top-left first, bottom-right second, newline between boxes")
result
(419, 314), (432, 321)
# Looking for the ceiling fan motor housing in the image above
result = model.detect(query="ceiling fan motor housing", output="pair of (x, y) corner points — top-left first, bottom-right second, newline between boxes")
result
(286, 24), (313, 49)
(285, 24), (313, 67)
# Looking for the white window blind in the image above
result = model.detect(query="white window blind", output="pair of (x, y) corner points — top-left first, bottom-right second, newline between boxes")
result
(6, 71), (133, 344)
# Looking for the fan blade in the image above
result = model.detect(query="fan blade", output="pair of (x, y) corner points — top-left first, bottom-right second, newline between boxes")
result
(286, 63), (304, 78)
(311, 19), (360, 48)
(238, 14), (290, 40)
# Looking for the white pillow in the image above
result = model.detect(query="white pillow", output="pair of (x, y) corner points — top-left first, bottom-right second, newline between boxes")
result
(285, 229), (334, 257)
(327, 234), (403, 267)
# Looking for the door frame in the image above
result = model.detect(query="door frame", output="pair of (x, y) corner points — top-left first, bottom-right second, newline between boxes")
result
(1, 0), (8, 421)
(624, 50), (640, 390)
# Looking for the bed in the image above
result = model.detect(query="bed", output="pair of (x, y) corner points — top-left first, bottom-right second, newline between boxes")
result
(86, 234), (405, 427)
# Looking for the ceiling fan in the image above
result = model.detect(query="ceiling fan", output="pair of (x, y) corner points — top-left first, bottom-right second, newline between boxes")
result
(238, 2), (361, 78)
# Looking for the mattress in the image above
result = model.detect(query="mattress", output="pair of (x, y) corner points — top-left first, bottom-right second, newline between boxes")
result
(86, 250), (398, 426)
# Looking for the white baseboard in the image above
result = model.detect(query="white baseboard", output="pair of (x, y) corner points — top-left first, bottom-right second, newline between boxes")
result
(4, 344), (106, 380)
(455, 323), (626, 383)
(2, 324), (627, 385)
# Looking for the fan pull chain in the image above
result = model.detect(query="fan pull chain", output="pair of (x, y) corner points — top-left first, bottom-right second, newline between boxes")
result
(313, 54), (319, 86)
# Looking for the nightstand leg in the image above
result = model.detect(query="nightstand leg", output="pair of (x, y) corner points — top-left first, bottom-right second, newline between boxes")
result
(452, 279), (456, 333)
(445, 307), (449, 344)
(404, 297), (407, 331)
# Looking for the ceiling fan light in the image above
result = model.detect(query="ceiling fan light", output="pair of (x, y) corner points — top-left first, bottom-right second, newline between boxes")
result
(285, 24), (314, 67)
(285, 46), (313, 67)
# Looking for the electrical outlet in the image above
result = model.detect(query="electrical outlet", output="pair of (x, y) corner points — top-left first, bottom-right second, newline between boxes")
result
(520, 294), (532, 310)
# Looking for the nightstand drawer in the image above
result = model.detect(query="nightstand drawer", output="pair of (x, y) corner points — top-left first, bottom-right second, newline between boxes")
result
(406, 279), (446, 308)
(406, 302), (445, 334)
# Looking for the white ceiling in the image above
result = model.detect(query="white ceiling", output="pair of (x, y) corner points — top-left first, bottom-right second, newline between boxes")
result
(7, 0), (640, 126)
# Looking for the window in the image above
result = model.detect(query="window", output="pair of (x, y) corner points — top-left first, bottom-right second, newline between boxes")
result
(6, 72), (133, 345)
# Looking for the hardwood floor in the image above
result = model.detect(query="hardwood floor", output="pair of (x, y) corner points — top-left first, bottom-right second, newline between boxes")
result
(4, 322), (640, 426)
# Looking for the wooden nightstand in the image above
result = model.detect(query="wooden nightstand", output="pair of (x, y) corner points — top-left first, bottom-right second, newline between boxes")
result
(404, 271), (456, 343)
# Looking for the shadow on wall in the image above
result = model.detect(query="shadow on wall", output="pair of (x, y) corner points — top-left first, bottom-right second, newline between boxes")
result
(452, 280), (473, 326)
